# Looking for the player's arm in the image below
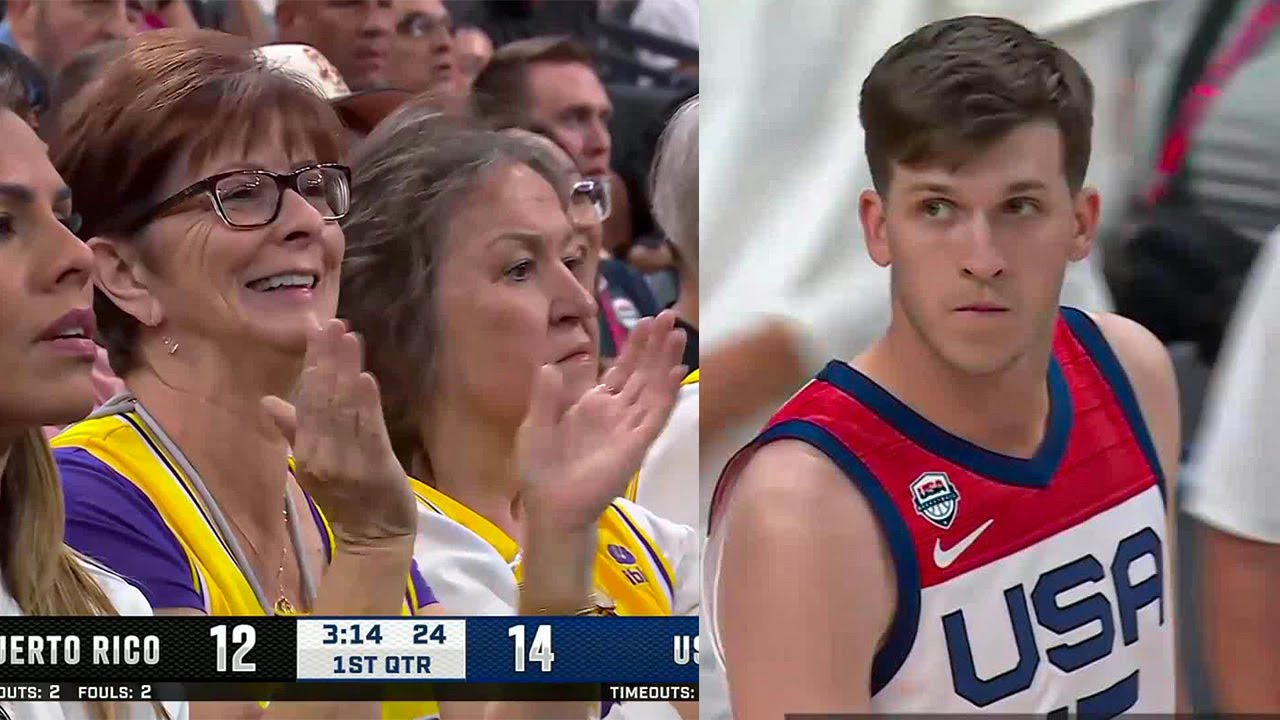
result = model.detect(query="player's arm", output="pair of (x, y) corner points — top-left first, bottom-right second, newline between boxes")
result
(715, 439), (895, 718)
(1091, 312), (1185, 711)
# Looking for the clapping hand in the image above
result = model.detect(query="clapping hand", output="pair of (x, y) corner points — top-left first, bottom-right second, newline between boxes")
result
(518, 310), (687, 533)
(261, 319), (416, 550)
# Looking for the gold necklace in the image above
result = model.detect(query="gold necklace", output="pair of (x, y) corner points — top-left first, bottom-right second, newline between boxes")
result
(272, 499), (295, 615)
(224, 492), (293, 614)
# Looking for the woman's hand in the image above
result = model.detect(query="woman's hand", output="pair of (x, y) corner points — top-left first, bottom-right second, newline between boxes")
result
(261, 319), (416, 551)
(518, 310), (687, 534)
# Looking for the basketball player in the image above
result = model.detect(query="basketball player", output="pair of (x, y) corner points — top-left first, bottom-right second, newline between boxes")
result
(705, 16), (1181, 717)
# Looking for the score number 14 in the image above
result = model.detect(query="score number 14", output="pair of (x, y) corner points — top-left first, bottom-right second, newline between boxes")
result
(509, 625), (555, 672)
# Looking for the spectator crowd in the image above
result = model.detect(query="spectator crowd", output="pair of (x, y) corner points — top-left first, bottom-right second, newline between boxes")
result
(0, 1), (699, 719)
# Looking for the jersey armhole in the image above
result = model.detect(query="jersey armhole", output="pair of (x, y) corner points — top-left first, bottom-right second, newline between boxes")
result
(1059, 308), (1168, 503)
(750, 418), (921, 694)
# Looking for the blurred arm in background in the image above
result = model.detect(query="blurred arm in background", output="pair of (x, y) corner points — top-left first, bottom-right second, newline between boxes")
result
(221, 0), (273, 44)
(1183, 227), (1280, 713)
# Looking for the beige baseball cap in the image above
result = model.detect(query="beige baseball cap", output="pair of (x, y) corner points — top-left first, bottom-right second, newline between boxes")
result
(254, 43), (412, 134)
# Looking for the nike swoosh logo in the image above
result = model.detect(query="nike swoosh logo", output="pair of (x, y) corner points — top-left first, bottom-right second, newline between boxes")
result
(933, 519), (995, 569)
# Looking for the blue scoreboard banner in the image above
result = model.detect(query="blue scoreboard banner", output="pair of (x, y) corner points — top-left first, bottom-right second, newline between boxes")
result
(0, 616), (699, 702)
(297, 617), (695, 684)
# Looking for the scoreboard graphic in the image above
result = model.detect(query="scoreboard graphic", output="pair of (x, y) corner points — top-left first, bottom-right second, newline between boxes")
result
(0, 617), (698, 703)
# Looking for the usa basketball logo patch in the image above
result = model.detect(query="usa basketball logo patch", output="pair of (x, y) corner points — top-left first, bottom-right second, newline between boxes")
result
(911, 471), (960, 529)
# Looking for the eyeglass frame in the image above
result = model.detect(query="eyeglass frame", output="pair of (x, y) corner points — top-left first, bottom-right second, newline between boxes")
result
(569, 177), (611, 226)
(395, 11), (454, 39)
(106, 163), (353, 234)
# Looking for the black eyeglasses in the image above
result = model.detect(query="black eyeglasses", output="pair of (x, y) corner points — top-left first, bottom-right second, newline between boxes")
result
(110, 164), (352, 232)
(570, 178), (610, 226)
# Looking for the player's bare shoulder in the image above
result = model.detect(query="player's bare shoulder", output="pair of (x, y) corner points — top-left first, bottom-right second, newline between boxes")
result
(720, 440), (853, 522)
(713, 438), (896, 715)
(716, 439), (897, 610)
(722, 440), (873, 539)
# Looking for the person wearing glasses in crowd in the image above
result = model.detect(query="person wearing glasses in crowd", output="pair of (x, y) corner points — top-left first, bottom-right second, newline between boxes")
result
(387, 0), (460, 96)
(46, 29), (438, 720)
(486, 118), (659, 370)
(0, 49), (185, 720)
(471, 36), (673, 278)
(338, 104), (698, 720)
(470, 36), (674, 367)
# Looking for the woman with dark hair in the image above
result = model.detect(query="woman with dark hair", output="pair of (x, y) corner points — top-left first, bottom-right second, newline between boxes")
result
(0, 58), (182, 720)
(48, 29), (436, 720)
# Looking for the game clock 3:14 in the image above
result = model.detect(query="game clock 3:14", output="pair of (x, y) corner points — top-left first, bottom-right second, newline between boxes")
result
(321, 622), (448, 645)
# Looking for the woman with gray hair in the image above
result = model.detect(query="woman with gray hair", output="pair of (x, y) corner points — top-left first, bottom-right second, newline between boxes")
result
(629, 96), (701, 531)
(339, 102), (699, 720)
(650, 95), (699, 356)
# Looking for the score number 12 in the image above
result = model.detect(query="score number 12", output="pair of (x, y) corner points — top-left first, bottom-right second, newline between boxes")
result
(509, 624), (555, 672)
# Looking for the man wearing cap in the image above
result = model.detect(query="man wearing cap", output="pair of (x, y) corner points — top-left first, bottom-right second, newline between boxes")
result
(256, 42), (411, 137)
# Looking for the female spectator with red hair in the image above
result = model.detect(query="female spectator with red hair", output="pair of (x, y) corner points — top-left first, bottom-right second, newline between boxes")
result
(47, 28), (436, 720)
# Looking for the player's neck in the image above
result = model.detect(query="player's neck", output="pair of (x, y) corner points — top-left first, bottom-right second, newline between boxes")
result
(863, 325), (1055, 459)
(418, 410), (522, 539)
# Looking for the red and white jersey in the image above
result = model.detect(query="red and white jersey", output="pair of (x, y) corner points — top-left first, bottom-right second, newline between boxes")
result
(706, 307), (1174, 714)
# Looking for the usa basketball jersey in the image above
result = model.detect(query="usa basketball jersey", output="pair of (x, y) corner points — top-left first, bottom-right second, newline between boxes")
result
(707, 307), (1174, 715)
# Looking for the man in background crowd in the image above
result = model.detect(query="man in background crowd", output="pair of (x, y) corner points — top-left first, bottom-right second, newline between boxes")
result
(387, 0), (458, 95)
(472, 34), (678, 275)
(275, 0), (396, 92)
(1, 0), (135, 76)
(474, 35), (612, 179)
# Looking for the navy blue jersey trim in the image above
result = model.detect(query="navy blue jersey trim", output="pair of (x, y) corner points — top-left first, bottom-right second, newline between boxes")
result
(816, 357), (1072, 488)
(753, 419), (921, 694)
(1059, 307), (1168, 503)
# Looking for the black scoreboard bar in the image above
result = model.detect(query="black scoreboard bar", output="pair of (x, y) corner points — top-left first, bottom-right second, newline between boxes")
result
(0, 617), (295, 682)
(0, 615), (701, 702)
(0, 683), (699, 703)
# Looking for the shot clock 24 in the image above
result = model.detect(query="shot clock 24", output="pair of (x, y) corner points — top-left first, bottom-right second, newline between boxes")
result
(297, 619), (467, 681)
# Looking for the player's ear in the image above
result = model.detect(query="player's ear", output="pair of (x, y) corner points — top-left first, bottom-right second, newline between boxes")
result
(1068, 186), (1099, 263)
(860, 189), (891, 267)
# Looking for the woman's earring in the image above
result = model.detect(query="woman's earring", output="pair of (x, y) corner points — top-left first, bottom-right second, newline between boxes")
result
(162, 337), (179, 356)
